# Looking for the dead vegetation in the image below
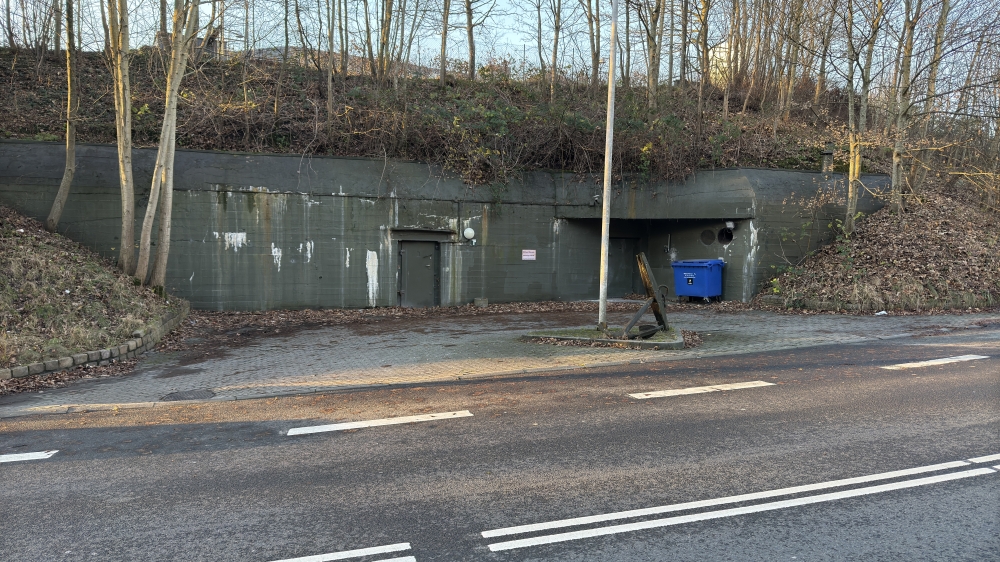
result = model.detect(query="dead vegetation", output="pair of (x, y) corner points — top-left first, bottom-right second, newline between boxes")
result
(758, 178), (1000, 312)
(0, 49), (882, 186)
(0, 205), (181, 367)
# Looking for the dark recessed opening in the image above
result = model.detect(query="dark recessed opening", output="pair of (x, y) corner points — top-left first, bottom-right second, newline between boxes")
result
(700, 229), (716, 245)
(718, 228), (734, 245)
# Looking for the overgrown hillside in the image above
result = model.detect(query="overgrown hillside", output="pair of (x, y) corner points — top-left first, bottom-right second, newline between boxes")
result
(5, 49), (998, 313)
(0, 205), (182, 367)
(760, 177), (1000, 312)
(0, 49), (886, 185)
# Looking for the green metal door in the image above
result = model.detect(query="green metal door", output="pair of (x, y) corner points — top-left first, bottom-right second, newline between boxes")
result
(399, 241), (440, 307)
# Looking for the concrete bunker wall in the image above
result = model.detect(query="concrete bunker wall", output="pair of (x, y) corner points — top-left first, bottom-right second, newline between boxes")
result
(0, 140), (887, 310)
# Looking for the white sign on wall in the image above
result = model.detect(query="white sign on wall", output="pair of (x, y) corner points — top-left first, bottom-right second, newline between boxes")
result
(521, 249), (536, 261)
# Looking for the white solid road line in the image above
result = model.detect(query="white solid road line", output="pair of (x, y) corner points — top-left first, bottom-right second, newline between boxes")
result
(0, 450), (58, 463)
(969, 453), (1000, 464)
(269, 542), (410, 562)
(881, 354), (989, 370)
(486, 468), (996, 551)
(482, 459), (973, 538)
(371, 557), (417, 562)
(629, 380), (775, 399)
(287, 411), (473, 436)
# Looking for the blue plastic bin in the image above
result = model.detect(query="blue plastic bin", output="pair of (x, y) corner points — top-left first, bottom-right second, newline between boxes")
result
(671, 259), (724, 299)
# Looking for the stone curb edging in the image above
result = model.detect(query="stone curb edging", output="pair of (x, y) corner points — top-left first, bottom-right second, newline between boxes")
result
(0, 301), (191, 381)
(518, 332), (685, 350)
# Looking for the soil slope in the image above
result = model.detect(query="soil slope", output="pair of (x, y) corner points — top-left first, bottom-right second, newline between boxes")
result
(0, 205), (181, 367)
(759, 179), (999, 312)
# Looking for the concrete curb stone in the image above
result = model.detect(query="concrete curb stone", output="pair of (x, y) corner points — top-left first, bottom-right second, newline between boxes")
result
(5, 301), (190, 382)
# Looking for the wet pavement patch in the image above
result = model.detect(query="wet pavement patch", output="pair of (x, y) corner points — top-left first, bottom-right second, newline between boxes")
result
(160, 389), (216, 401)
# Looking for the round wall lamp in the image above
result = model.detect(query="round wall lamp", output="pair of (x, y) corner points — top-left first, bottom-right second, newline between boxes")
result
(463, 227), (476, 240)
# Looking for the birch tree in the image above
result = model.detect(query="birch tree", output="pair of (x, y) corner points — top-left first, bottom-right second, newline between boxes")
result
(134, 0), (203, 288)
(106, 0), (136, 274)
(45, 0), (76, 232)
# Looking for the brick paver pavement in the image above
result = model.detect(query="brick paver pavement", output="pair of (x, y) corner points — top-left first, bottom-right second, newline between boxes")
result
(2, 308), (997, 417)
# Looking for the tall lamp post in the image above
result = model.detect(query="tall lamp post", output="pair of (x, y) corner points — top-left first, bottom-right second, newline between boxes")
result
(597, 0), (619, 330)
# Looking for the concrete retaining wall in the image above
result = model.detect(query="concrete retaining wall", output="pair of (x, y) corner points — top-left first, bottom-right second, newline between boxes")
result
(0, 140), (887, 309)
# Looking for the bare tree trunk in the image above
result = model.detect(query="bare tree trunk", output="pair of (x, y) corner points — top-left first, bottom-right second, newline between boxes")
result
(377, 0), (394, 79)
(781, 0), (803, 120)
(53, 0), (60, 54)
(535, 0), (545, 84)
(440, 0), (449, 86)
(465, 0), (475, 80)
(4, 0), (14, 48)
(812, 1), (837, 108)
(326, 0), (334, 139)
(361, 0), (377, 77)
(46, 0), (76, 232)
(579, 0), (600, 87)
(891, 0), (922, 213)
(922, 0), (949, 135)
(636, 0), (664, 109)
(99, 0), (109, 54)
(106, 0), (135, 274)
(624, 3), (631, 88)
(844, 0), (860, 234)
(149, 125), (176, 288)
(679, 0), (687, 85)
(137, 0), (200, 287)
(339, 0), (347, 77)
(548, 0), (561, 103)
(274, 0), (289, 115)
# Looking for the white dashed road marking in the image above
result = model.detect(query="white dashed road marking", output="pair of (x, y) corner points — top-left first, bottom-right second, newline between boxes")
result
(485, 466), (996, 551)
(483, 454), (999, 551)
(482, 459), (971, 538)
(268, 542), (411, 562)
(881, 354), (989, 370)
(969, 453), (1000, 464)
(629, 380), (774, 399)
(0, 450), (58, 463)
(287, 411), (473, 436)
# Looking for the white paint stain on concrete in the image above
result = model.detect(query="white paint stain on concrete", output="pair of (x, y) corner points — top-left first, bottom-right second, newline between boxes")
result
(298, 240), (314, 263)
(345, 248), (351, 268)
(366, 250), (379, 307)
(271, 243), (283, 272)
(213, 232), (247, 252)
(742, 220), (760, 302)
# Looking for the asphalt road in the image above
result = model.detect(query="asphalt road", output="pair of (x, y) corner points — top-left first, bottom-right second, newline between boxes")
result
(2, 326), (998, 561)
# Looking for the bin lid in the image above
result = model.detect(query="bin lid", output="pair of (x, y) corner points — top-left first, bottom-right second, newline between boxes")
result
(671, 259), (724, 267)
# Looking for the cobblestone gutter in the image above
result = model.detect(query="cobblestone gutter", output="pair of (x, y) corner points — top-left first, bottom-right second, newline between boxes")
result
(0, 301), (190, 381)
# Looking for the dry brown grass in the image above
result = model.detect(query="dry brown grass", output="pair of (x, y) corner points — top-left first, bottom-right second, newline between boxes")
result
(759, 178), (1000, 312)
(0, 206), (182, 366)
